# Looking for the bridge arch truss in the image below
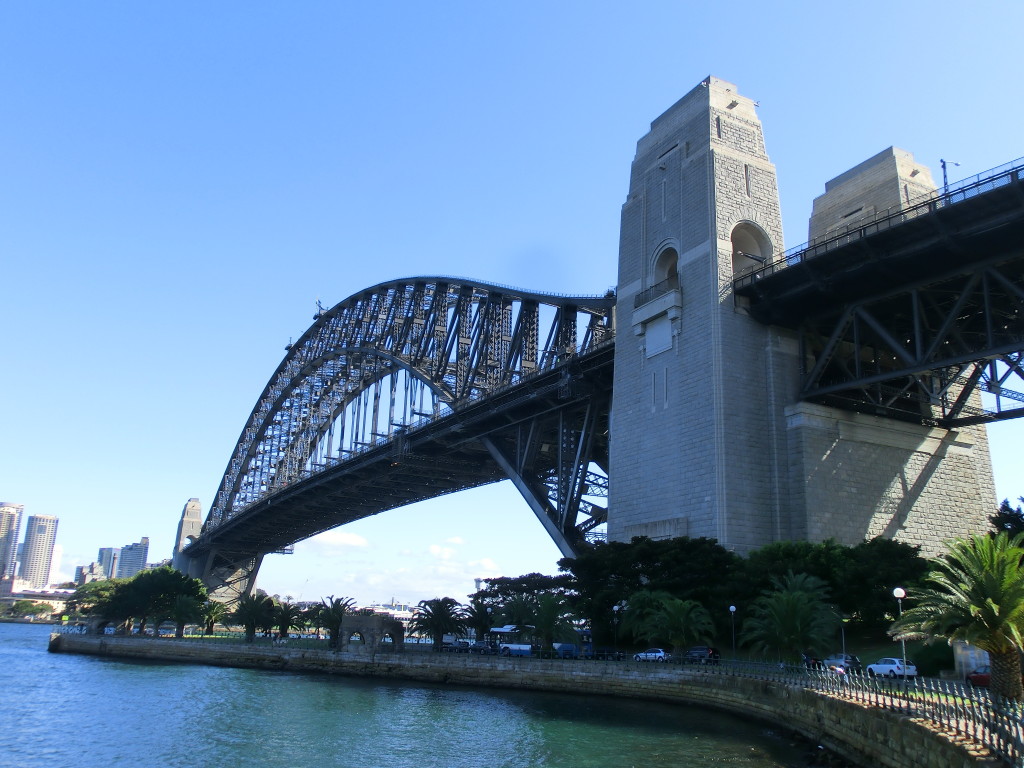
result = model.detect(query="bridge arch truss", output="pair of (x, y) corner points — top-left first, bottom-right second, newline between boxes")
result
(190, 277), (615, 599)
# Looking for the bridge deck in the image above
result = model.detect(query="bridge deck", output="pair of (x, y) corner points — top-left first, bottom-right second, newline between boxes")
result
(185, 344), (613, 559)
(735, 164), (1024, 327)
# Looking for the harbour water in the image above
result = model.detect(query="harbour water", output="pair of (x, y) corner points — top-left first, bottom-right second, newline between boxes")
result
(5, 622), (827, 767)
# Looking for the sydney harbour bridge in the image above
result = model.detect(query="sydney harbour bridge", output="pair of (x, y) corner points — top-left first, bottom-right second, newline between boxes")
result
(180, 280), (618, 598)
(179, 94), (1024, 602)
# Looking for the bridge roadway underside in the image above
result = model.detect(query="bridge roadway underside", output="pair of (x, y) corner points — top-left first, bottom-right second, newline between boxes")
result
(186, 345), (613, 566)
(736, 176), (1024, 425)
(738, 179), (1024, 327)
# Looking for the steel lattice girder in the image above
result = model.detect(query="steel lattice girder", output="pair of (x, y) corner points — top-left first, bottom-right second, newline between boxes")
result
(186, 345), (613, 575)
(799, 255), (1024, 425)
(199, 277), (615, 539)
(734, 159), (1024, 426)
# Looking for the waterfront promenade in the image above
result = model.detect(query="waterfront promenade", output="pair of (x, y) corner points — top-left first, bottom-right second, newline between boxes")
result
(50, 632), (1005, 768)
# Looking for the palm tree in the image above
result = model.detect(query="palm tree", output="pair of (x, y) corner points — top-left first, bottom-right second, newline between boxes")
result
(162, 594), (204, 638)
(658, 597), (715, 653)
(274, 601), (306, 641)
(620, 589), (675, 647)
(230, 593), (276, 643)
(532, 593), (578, 651)
(202, 600), (229, 636)
(408, 597), (468, 648)
(319, 595), (356, 649)
(465, 597), (495, 640)
(891, 532), (1024, 701)
(739, 572), (838, 663)
(499, 594), (538, 628)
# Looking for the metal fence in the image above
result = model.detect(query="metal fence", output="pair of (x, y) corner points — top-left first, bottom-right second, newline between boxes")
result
(732, 156), (1024, 290)
(697, 660), (1024, 766)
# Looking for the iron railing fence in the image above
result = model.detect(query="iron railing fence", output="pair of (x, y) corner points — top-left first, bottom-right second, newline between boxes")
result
(733, 156), (1024, 290)
(696, 661), (1024, 766)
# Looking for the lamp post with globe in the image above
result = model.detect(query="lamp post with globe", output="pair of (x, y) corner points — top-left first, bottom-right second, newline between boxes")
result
(612, 601), (626, 659)
(729, 605), (737, 658)
(893, 587), (907, 678)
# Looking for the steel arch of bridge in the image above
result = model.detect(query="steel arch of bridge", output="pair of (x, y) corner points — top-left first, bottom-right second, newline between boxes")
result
(192, 277), (615, 597)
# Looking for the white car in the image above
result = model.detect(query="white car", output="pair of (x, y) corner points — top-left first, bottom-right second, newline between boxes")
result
(634, 648), (668, 662)
(866, 657), (917, 678)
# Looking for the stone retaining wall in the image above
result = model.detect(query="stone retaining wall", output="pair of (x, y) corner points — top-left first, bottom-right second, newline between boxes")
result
(50, 634), (998, 768)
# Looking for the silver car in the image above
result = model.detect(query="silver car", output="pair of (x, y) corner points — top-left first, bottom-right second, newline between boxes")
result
(866, 657), (917, 678)
(634, 648), (668, 662)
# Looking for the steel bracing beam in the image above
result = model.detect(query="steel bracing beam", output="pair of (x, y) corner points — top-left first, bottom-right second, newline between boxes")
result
(481, 390), (610, 558)
(184, 278), (614, 593)
(735, 157), (1024, 426)
(799, 258), (1024, 425)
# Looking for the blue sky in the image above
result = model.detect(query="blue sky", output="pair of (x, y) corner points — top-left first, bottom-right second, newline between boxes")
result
(2, 2), (1021, 605)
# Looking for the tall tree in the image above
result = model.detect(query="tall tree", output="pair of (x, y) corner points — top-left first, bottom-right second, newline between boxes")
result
(230, 593), (276, 643)
(532, 593), (578, 651)
(318, 595), (356, 649)
(991, 498), (1024, 537)
(620, 590), (676, 647)
(892, 532), (1024, 701)
(408, 597), (468, 648)
(498, 594), (538, 628)
(559, 536), (742, 646)
(465, 597), (495, 640)
(840, 537), (928, 626)
(658, 597), (716, 653)
(201, 600), (229, 636)
(161, 594), (204, 638)
(739, 572), (839, 663)
(274, 601), (306, 640)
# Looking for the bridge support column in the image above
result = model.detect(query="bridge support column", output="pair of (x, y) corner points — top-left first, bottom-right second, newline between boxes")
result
(608, 76), (996, 554)
(608, 77), (793, 553)
(483, 436), (577, 559)
(193, 549), (264, 604)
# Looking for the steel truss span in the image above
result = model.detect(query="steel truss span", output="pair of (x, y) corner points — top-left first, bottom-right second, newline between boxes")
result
(735, 158), (1024, 427)
(189, 277), (615, 596)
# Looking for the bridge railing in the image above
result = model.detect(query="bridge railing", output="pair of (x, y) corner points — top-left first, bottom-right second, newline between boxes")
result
(692, 661), (1023, 766)
(633, 277), (678, 308)
(733, 155), (1024, 290)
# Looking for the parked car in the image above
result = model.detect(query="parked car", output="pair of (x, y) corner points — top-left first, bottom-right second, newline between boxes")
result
(634, 648), (669, 662)
(966, 665), (991, 687)
(682, 646), (721, 665)
(820, 654), (862, 673)
(442, 640), (471, 653)
(866, 657), (917, 678)
(468, 641), (497, 655)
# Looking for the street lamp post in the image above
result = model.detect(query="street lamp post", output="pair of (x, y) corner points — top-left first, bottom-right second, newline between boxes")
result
(893, 587), (907, 679)
(729, 605), (736, 658)
(612, 602), (624, 659)
(940, 159), (960, 196)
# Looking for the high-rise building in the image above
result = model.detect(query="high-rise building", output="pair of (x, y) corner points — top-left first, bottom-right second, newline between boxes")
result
(0, 503), (23, 579)
(116, 537), (149, 579)
(97, 547), (119, 580)
(19, 514), (58, 589)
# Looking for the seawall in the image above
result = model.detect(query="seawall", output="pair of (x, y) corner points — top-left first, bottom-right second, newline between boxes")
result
(49, 634), (996, 768)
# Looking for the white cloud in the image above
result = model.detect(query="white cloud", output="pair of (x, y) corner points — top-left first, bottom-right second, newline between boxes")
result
(304, 530), (369, 550)
(428, 544), (456, 560)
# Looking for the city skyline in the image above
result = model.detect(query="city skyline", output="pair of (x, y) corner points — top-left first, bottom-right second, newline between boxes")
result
(3, 2), (1022, 606)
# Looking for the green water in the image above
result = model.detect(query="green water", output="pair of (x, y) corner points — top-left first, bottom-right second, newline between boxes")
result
(5, 623), (825, 767)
